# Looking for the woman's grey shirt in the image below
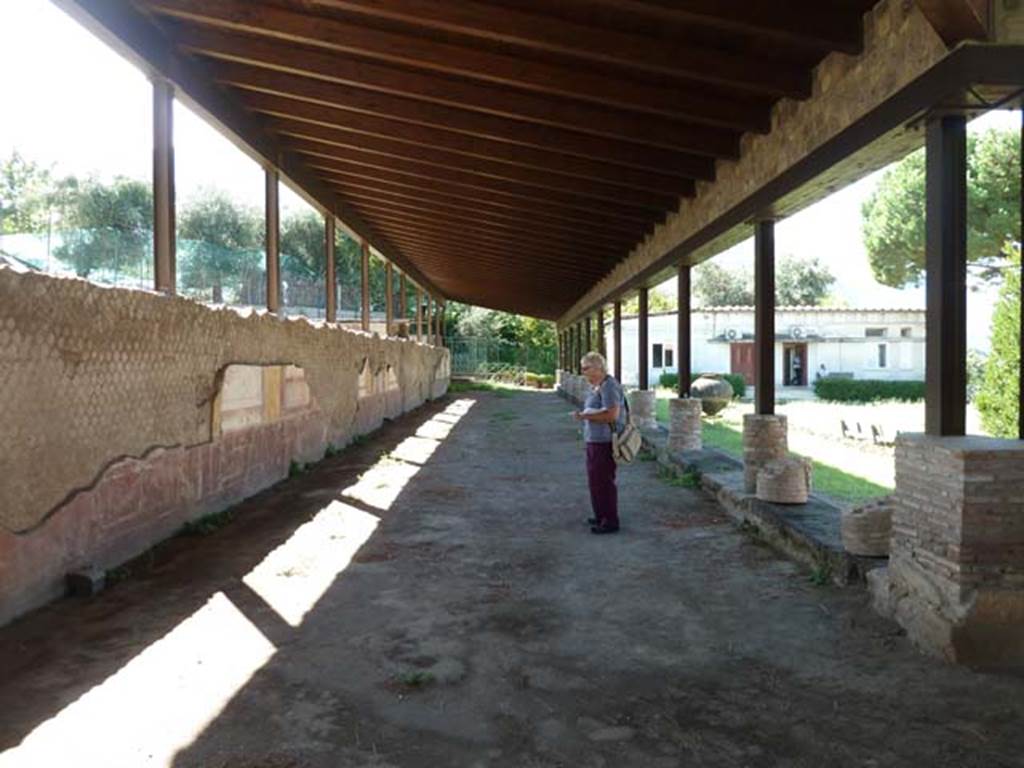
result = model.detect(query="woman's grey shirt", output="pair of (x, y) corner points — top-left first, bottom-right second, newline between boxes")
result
(583, 375), (626, 443)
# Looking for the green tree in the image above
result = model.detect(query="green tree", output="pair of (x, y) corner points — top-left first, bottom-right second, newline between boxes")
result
(54, 176), (152, 278)
(863, 127), (1021, 287)
(178, 189), (262, 303)
(280, 210), (327, 311)
(693, 261), (754, 306)
(777, 255), (835, 306)
(976, 244), (1021, 437)
(622, 289), (675, 315)
(0, 151), (53, 234)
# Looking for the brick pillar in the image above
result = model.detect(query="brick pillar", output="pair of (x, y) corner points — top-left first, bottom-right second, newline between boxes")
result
(870, 434), (1024, 669)
(668, 398), (702, 452)
(629, 389), (657, 430)
(742, 414), (787, 493)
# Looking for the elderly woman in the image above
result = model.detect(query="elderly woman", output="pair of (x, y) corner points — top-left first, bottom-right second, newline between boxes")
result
(572, 351), (625, 534)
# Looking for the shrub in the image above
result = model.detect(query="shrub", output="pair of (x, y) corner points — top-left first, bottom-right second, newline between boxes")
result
(813, 378), (925, 403)
(524, 372), (555, 389)
(659, 372), (745, 399)
(976, 246), (1020, 437)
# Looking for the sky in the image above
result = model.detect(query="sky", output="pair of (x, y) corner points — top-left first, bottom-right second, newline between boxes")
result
(1, 2), (1019, 348)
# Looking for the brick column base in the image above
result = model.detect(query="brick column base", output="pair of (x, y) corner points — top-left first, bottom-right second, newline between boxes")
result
(668, 398), (702, 452)
(742, 414), (788, 493)
(628, 390), (657, 430)
(869, 434), (1024, 669)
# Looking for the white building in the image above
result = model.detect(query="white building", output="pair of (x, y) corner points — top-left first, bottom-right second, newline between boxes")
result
(607, 307), (926, 389)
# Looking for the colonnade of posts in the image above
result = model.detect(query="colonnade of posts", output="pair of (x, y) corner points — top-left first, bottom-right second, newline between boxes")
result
(148, 79), (445, 345)
(558, 110), (1024, 440)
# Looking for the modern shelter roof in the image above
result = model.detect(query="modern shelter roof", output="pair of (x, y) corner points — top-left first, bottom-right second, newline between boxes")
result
(63, 0), (879, 319)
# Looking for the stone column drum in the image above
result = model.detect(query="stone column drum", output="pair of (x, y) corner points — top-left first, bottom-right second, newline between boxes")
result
(742, 414), (788, 493)
(870, 434), (1024, 669)
(629, 390), (657, 430)
(668, 398), (702, 452)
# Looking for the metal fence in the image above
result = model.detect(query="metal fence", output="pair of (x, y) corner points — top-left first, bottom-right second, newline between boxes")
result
(445, 336), (556, 376)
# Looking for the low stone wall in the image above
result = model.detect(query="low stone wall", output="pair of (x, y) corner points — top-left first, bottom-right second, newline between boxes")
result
(871, 434), (1024, 669)
(0, 267), (449, 626)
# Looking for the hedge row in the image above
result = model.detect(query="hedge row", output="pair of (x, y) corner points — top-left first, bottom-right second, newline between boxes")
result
(659, 372), (746, 399)
(812, 378), (925, 403)
(525, 372), (556, 389)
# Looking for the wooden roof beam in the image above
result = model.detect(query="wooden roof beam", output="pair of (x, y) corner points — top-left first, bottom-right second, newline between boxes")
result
(339, 191), (634, 251)
(149, 0), (774, 130)
(284, 138), (685, 212)
(350, 202), (626, 259)
(363, 218), (619, 269)
(320, 173), (651, 239)
(243, 92), (717, 183)
(301, 154), (670, 222)
(175, 26), (763, 143)
(527, 0), (869, 55)
(299, 0), (811, 98)
(913, 0), (990, 47)
(216, 64), (739, 163)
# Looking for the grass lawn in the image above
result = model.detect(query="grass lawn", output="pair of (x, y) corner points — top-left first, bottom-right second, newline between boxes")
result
(703, 418), (888, 505)
(655, 395), (890, 506)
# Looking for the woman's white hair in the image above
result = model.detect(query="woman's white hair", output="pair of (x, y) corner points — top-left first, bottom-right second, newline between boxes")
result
(580, 351), (607, 373)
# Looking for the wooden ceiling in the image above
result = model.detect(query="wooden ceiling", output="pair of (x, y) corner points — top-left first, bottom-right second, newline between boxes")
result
(131, 0), (879, 319)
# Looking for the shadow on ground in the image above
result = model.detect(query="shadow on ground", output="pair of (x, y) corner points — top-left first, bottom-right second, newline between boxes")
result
(1, 390), (1023, 768)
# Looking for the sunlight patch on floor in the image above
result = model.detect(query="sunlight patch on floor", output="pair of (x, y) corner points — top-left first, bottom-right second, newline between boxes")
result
(0, 592), (275, 768)
(242, 501), (380, 627)
(342, 398), (475, 511)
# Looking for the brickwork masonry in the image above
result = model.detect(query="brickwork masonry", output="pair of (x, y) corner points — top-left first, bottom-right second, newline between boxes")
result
(0, 267), (449, 625)
(870, 434), (1024, 669)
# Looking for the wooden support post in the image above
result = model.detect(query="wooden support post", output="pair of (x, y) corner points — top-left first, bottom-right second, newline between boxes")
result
(399, 273), (407, 333)
(596, 308), (605, 357)
(638, 287), (650, 390)
(426, 295), (434, 345)
(925, 115), (968, 437)
(440, 302), (446, 346)
(265, 169), (280, 313)
(325, 216), (336, 322)
(577, 323), (583, 373)
(152, 79), (175, 294)
(415, 286), (423, 341)
(755, 219), (776, 415)
(613, 301), (622, 382)
(559, 331), (565, 370)
(385, 261), (394, 336)
(360, 240), (371, 332)
(584, 315), (592, 353)
(678, 264), (692, 398)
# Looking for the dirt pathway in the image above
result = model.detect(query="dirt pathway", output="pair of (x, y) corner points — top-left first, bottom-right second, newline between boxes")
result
(1, 390), (1022, 767)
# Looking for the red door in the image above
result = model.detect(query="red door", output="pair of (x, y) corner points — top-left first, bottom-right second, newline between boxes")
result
(730, 343), (754, 385)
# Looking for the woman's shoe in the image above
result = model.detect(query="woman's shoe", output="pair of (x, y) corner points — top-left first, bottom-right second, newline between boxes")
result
(590, 523), (620, 535)
(587, 517), (600, 526)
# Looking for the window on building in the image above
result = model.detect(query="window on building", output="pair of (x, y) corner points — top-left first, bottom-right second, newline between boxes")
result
(652, 343), (663, 368)
(866, 328), (887, 337)
(665, 345), (675, 369)
(900, 327), (913, 338)
(878, 343), (888, 368)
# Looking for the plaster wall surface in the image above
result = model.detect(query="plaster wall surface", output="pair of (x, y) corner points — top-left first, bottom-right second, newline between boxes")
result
(0, 266), (449, 625)
(560, 0), (948, 327)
